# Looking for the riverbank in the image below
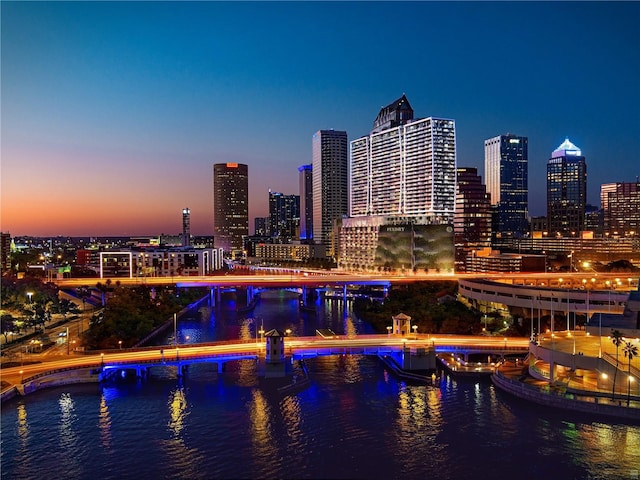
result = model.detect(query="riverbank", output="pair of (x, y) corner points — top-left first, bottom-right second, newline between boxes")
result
(492, 361), (640, 422)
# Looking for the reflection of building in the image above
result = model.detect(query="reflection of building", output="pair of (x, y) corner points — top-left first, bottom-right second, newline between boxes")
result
(350, 95), (456, 222)
(338, 216), (454, 272)
(600, 181), (640, 237)
(312, 130), (348, 257)
(547, 138), (587, 237)
(484, 134), (528, 238)
(213, 163), (249, 256)
(298, 164), (313, 242)
(454, 167), (492, 271)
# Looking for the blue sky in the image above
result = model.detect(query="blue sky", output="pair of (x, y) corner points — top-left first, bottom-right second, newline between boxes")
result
(2, 1), (639, 236)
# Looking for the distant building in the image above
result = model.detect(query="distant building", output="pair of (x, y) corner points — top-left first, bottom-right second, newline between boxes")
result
(253, 242), (326, 263)
(298, 164), (313, 242)
(454, 167), (492, 271)
(1, 232), (11, 271)
(312, 130), (348, 258)
(484, 134), (529, 238)
(600, 181), (640, 237)
(254, 217), (269, 237)
(268, 191), (300, 241)
(546, 138), (587, 237)
(465, 248), (546, 273)
(213, 163), (249, 256)
(182, 208), (191, 247)
(100, 247), (224, 278)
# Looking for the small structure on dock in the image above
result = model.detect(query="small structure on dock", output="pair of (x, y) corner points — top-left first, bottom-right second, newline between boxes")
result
(392, 313), (412, 336)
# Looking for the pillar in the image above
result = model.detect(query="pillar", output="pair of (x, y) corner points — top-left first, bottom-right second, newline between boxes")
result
(343, 284), (347, 303)
(302, 286), (307, 306)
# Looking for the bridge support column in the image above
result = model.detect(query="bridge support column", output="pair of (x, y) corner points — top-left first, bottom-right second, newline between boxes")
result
(343, 284), (347, 303)
(210, 287), (216, 307)
(463, 352), (468, 362)
(302, 286), (307, 306)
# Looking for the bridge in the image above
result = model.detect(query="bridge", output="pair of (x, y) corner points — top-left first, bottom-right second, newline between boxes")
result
(1, 334), (529, 397)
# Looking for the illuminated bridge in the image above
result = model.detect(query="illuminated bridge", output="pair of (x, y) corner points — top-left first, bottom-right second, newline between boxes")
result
(2, 334), (529, 396)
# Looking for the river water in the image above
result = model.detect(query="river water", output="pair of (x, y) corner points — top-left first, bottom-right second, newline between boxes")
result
(2, 291), (639, 479)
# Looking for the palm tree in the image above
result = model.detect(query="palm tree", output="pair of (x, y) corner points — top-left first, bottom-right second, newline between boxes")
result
(622, 340), (638, 406)
(610, 329), (624, 399)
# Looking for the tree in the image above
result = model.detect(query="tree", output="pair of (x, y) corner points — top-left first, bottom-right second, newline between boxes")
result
(610, 329), (624, 400)
(622, 341), (638, 406)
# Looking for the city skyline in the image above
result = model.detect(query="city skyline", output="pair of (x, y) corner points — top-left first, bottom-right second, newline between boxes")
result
(2, 1), (639, 236)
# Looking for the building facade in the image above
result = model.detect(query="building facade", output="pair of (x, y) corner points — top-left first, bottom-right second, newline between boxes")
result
(600, 181), (640, 237)
(312, 130), (348, 257)
(298, 164), (313, 242)
(454, 167), (492, 271)
(337, 215), (454, 273)
(546, 138), (587, 237)
(484, 134), (529, 238)
(268, 191), (300, 241)
(350, 99), (456, 222)
(182, 208), (191, 247)
(213, 163), (249, 256)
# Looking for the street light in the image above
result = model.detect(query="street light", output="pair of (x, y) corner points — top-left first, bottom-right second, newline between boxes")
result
(118, 340), (122, 350)
(412, 325), (418, 338)
(386, 326), (392, 337)
(285, 328), (292, 336)
(26, 292), (33, 304)
(101, 353), (104, 369)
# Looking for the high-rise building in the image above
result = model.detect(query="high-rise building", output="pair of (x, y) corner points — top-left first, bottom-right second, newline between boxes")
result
(182, 208), (191, 247)
(484, 134), (528, 238)
(254, 217), (269, 237)
(1, 232), (11, 272)
(213, 163), (248, 255)
(546, 138), (587, 237)
(350, 95), (456, 221)
(454, 167), (492, 271)
(298, 164), (313, 242)
(600, 181), (640, 237)
(312, 129), (348, 257)
(268, 191), (300, 241)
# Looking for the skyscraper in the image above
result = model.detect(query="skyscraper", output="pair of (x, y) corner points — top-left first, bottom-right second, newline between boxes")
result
(298, 164), (313, 241)
(546, 138), (587, 237)
(454, 167), (492, 271)
(312, 130), (348, 257)
(268, 191), (300, 241)
(350, 95), (456, 221)
(600, 181), (640, 237)
(484, 134), (528, 238)
(182, 208), (191, 247)
(213, 163), (248, 255)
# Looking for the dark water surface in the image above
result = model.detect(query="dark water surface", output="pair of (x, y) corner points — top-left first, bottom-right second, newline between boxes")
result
(2, 292), (639, 479)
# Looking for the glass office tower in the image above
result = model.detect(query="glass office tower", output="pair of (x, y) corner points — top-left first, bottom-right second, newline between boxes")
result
(484, 134), (528, 238)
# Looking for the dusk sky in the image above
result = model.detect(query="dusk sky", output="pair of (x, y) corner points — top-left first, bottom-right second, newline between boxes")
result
(2, 1), (639, 237)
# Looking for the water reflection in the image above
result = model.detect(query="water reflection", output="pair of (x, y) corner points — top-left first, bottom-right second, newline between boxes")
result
(161, 386), (206, 479)
(57, 393), (81, 477)
(279, 395), (303, 449)
(248, 388), (277, 467)
(98, 392), (112, 449)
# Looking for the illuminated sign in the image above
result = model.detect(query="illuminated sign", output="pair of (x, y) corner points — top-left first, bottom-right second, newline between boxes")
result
(509, 139), (520, 144)
(226, 163), (239, 168)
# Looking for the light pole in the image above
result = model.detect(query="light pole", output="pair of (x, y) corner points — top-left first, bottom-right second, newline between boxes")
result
(20, 370), (23, 383)
(118, 340), (122, 350)
(26, 292), (33, 304)
(173, 313), (177, 348)
(101, 353), (104, 369)
(386, 326), (392, 337)
(412, 325), (418, 339)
